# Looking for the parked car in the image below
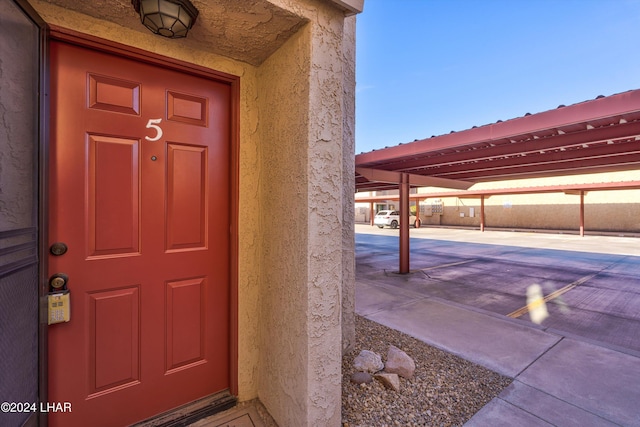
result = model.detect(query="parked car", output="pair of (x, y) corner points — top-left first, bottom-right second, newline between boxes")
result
(374, 210), (419, 228)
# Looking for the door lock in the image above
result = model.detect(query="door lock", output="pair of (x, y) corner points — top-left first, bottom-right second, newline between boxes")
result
(48, 273), (70, 325)
(50, 242), (68, 256)
(49, 273), (69, 290)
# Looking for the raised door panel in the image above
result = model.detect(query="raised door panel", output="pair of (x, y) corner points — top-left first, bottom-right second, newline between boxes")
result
(165, 278), (205, 373)
(166, 143), (207, 251)
(88, 74), (140, 115)
(87, 286), (140, 396)
(87, 135), (140, 257)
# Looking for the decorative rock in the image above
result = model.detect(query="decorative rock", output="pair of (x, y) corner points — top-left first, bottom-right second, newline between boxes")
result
(385, 345), (416, 379)
(350, 371), (373, 384)
(374, 372), (400, 392)
(353, 350), (384, 373)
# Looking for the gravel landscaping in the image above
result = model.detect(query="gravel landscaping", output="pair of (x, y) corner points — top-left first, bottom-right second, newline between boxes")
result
(342, 315), (512, 426)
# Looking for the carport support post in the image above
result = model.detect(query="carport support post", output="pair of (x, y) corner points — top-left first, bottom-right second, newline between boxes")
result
(580, 191), (585, 237)
(480, 195), (485, 232)
(399, 173), (410, 274)
(369, 202), (374, 226)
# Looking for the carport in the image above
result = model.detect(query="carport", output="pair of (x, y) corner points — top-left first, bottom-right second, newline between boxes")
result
(356, 89), (640, 273)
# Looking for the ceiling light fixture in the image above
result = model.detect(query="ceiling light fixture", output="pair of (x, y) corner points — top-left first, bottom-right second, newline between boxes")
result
(132, 0), (199, 39)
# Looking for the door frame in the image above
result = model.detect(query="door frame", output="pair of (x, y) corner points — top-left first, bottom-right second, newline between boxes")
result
(44, 24), (240, 410)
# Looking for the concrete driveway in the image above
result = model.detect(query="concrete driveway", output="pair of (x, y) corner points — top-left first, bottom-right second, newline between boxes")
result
(355, 224), (640, 354)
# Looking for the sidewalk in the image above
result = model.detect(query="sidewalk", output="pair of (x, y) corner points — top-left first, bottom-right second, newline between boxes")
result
(355, 225), (640, 426)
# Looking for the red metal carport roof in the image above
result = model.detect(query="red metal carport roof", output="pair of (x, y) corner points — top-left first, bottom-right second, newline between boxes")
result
(355, 89), (640, 192)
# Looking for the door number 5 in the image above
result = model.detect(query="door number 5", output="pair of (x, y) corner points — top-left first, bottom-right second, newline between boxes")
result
(145, 118), (163, 142)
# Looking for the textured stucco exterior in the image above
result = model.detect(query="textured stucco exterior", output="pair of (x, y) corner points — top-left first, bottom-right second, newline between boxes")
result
(341, 15), (357, 355)
(28, 0), (359, 425)
(255, 2), (355, 424)
(0, 2), (37, 231)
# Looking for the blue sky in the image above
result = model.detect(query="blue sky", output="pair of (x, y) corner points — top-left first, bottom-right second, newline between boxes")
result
(355, 0), (640, 154)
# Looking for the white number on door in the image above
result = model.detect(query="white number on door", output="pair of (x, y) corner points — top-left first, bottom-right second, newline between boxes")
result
(145, 118), (163, 142)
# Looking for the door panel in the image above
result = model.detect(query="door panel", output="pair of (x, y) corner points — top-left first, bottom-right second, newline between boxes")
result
(168, 91), (207, 126)
(166, 278), (206, 371)
(89, 135), (141, 256)
(88, 73), (141, 115)
(48, 40), (231, 427)
(166, 144), (207, 250)
(88, 286), (140, 395)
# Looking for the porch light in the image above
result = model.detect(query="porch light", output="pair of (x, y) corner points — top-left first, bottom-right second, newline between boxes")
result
(132, 0), (199, 39)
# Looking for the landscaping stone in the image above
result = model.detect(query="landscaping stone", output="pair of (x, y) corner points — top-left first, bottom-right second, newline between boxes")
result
(353, 349), (384, 373)
(385, 344), (416, 379)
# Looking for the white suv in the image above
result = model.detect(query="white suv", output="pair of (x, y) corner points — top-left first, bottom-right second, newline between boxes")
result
(374, 210), (418, 229)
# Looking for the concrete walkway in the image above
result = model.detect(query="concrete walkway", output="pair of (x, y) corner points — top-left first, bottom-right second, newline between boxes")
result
(355, 225), (640, 426)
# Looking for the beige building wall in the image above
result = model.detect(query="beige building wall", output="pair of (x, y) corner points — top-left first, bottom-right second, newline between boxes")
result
(420, 191), (640, 232)
(30, 1), (358, 426)
(341, 15), (357, 355)
(417, 170), (640, 233)
(256, 3), (355, 424)
(357, 171), (640, 234)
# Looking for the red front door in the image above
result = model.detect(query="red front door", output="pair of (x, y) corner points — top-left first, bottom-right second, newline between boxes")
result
(48, 40), (232, 427)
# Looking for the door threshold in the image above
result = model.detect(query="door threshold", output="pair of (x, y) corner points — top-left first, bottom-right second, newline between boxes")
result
(188, 400), (277, 427)
(131, 391), (237, 427)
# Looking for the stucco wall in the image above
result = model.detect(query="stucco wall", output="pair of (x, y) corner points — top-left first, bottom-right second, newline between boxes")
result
(256, 1), (351, 425)
(417, 171), (640, 233)
(256, 25), (312, 424)
(0, 2), (37, 231)
(341, 15), (357, 355)
(428, 189), (640, 232)
(358, 171), (640, 234)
